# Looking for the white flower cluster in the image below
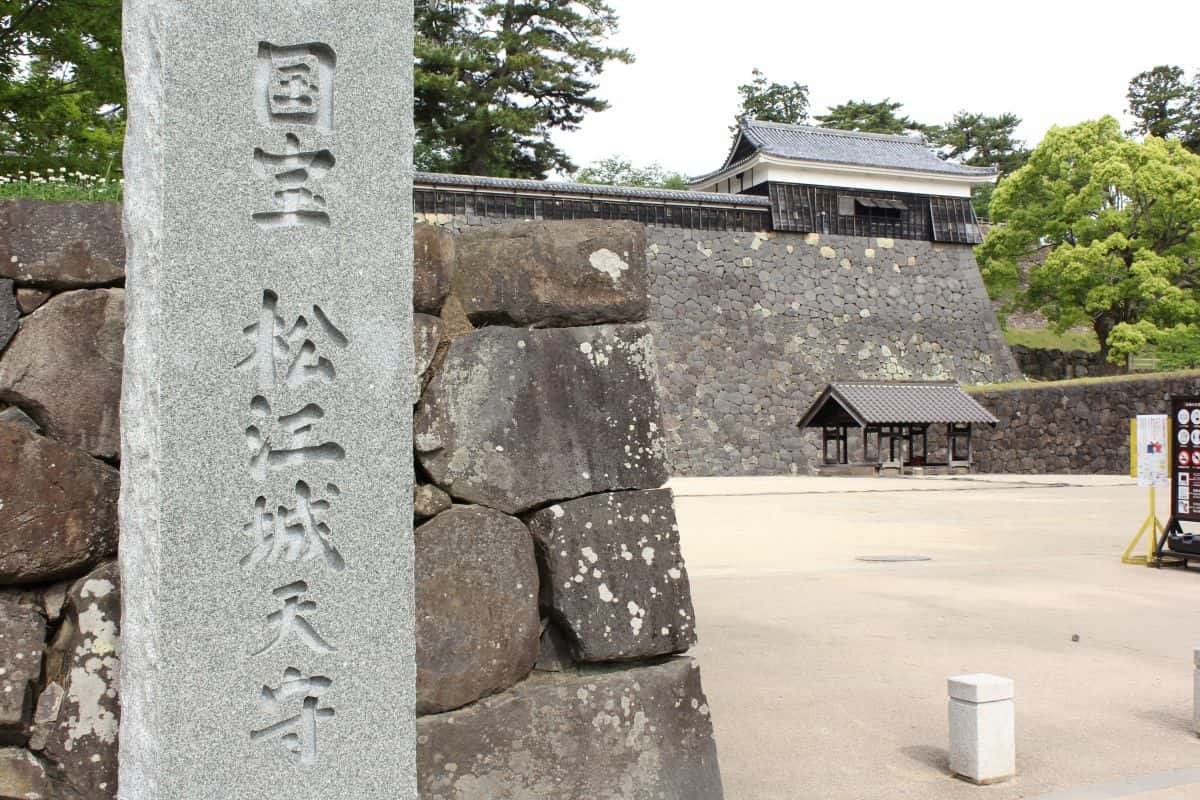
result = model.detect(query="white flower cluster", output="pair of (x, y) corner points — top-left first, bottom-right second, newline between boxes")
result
(0, 167), (122, 186)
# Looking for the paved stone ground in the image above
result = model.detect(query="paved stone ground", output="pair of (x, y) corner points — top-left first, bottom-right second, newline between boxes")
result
(674, 475), (1200, 800)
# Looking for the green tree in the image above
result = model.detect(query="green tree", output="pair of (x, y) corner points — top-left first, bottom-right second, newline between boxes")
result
(928, 111), (1030, 219)
(1126, 65), (1200, 151)
(573, 155), (688, 189)
(0, 0), (125, 175)
(414, 0), (633, 179)
(978, 116), (1200, 365)
(735, 68), (808, 125)
(814, 98), (923, 135)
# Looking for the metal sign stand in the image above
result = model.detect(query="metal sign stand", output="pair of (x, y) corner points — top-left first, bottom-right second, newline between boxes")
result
(1122, 486), (1165, 566)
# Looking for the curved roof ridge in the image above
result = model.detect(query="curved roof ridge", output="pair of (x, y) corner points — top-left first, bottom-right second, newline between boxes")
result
(743, 118), (928, 144)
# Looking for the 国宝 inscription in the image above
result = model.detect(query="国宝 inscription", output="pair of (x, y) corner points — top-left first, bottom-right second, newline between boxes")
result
(121, 3), (416, 799)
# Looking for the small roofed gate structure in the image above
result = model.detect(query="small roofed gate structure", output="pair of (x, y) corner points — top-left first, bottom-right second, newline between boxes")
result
(798, 381), (999, 475)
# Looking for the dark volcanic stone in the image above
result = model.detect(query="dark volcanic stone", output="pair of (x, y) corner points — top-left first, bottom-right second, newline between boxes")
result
(0, 200), (124, 288)
(0, 601), (45, 744)
(0, 423), (119, 585)
(15, 288), (51, 315)
(416, 506), (540, 715)
(453, 220), (648, 327)
(0, 280), (15, 351)
(0, 406), (38, 433)
(0, 748), (52, 800)
(40, 561), (120, 800)
(413, 483), (452, 522)
(533, 619), (574, 673)
(0, 288), (123, 458)
(413, 312), (444, 400)
(414, 324), (668, 514)
(418, 658), (724, 800)
(528, 489), (697, 662)
(414, 224), (455, 315)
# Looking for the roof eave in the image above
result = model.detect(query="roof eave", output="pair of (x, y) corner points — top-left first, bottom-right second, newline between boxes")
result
(690, 152), (997, 191)
(688, 152), (764, 189)
(756, 152), (999, 184)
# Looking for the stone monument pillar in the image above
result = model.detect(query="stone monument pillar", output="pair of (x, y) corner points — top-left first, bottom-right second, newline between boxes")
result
(120, 4), (415, 799)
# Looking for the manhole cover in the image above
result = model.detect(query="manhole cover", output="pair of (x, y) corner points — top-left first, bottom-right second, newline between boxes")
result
(856, 555), (932, 563)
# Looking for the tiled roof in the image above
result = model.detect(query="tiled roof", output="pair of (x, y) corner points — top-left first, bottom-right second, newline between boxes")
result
(696, 119), (998, 183)
(799, 381), (999, 428)
(415, 172), (772, 207)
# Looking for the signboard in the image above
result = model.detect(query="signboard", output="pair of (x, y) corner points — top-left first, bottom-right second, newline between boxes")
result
(1137, 414), (1169, 488)
(1172, 398), (1200, 520)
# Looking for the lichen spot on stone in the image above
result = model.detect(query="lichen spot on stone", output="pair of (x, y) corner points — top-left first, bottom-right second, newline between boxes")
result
(581, 547), (599, 565)
(81, 579), (114, 600)
(588, 248), (629, 283)
(597, 583), (615, 603)
(550, 505), (564, 519)
(641, 547), (655, 565)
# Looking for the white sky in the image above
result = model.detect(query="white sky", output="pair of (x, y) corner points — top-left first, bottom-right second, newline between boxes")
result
(554, 0), (1200, 179)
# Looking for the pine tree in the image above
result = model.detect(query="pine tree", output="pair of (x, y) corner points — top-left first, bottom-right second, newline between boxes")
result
(414, 0), (633, 178)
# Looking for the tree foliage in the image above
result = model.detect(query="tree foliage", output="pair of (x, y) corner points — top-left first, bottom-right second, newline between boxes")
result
(814, 98), (921, 135)
(573, 155), (688, 190)
(414, 0), (632, 179)
(0, 0), (124, 175)
(978, 116), (1200, 364)
(927, 111), (1030, 219)
(1126, 65), (1200, 152)
(736, 68), (808, 125)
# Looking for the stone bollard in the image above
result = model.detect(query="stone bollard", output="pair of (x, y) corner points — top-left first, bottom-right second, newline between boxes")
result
(1194, 647), (1200, 736)
(948, 674), (1015, 785)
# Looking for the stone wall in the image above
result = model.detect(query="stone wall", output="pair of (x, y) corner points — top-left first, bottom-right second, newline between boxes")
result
(0, 202), (723, 799)
(646, 230), (1019, 475)
(0, 200), (123, 800)
(1010, 344), (1109, 381)
(970, 373), (1200, 474)
(417, 207), (1019, 476)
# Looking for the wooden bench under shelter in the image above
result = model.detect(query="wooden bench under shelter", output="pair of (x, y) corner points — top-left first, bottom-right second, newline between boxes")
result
(798, 381), (999, 476)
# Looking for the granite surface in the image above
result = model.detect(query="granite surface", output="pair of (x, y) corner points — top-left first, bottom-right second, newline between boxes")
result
(120, 3), (416, 799)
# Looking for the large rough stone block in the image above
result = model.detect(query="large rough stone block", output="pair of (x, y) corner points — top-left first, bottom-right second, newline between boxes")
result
(0, 423), (119, 585)
(453, 220), (648, 327)
(41, 561), (120, 800)
(414, 224), (455, 315)
(417, 658), (724, 799)
(0, 279), (16, 351)
(415, 325), (668, 514)
(0, 289), (123, 458)
(0, 601), (45, 743)
(416, 506), (540, 715)
(0, 200), (124, 288)
(528, 489), (696, 662)
(0, 748), (52, 800)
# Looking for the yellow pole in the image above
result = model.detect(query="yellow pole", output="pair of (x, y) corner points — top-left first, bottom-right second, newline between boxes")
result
(1148, 486), (1157, 562)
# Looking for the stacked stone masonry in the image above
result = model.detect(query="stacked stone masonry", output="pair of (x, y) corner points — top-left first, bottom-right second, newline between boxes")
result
(1009, 344), (1109, 382)
(416, 209), (1020, 475)
(0, 201), (723, 799)
(971, 374), (1200, 474)
(0, 200), (123, 800)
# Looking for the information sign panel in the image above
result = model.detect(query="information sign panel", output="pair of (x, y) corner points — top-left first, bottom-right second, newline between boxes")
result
(1137, 414), (1169, 488)
(1171, 397), (1200, 521)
